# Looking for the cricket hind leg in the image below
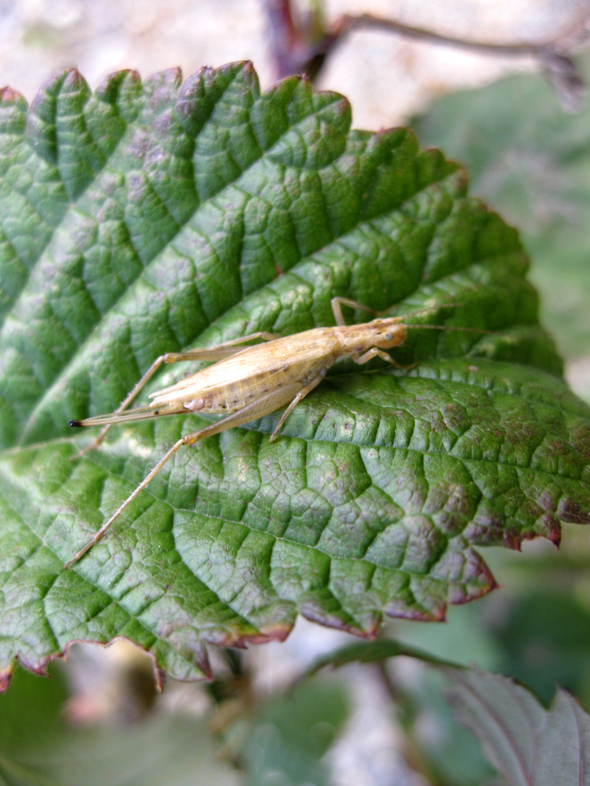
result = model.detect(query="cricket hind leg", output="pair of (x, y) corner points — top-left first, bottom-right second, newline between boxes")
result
(65, 380), (302, 568)
(71, 331), (279, 459)
(269, 372), (326, 441)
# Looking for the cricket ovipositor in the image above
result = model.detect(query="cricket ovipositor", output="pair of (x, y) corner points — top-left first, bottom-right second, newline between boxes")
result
(67, 297), (469, 567)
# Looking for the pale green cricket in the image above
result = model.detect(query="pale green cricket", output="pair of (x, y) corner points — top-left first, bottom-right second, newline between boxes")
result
(67, 297), (462, 567)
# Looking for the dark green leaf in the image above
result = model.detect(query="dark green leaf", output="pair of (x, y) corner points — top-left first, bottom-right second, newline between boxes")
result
(305, 638), (590, 786)
(0, 62), (588, 689)
(445, 670), (590, 786)
(243, 681), (348, 786)
(487, 589), (590, 706)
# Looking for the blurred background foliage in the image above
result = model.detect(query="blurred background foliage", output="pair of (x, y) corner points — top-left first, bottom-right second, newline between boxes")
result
(411, 56), (590, 398)
(2, 1), (590, 784)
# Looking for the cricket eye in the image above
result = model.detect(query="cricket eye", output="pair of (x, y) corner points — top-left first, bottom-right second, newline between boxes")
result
(384, 332), (393, 340)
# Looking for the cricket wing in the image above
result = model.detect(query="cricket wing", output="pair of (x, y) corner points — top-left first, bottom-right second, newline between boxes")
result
(149, 329), (339, 411)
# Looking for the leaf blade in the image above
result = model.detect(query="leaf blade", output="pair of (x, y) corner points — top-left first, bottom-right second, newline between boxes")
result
(0, 62), (587, 689)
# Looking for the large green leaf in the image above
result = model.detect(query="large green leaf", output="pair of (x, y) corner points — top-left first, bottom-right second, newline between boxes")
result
(1, 62), (589, 690)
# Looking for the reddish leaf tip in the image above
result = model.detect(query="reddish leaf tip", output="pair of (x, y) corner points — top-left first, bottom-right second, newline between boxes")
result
(0, 667), (13, 693)
(0, 86), (23, 103)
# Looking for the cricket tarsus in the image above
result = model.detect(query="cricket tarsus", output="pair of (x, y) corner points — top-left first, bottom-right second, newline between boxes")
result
(66, 297), (463, 567)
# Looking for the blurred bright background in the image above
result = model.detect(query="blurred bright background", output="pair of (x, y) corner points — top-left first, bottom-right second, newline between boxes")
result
(0, 0), (586, 125)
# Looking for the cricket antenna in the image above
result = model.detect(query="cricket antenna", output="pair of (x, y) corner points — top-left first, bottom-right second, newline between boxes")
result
(395, 302), (491, 335)
(401, 301), (464, 318)
(404, 324), (492, 335)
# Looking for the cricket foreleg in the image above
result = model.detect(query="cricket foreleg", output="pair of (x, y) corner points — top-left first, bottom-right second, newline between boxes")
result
(72, 332), (279, 458)
(65, 382), (302, 568)
(353, 347), (412, 369)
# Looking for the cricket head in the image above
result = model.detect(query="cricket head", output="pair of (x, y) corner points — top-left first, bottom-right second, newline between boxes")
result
(368, 318), (408, 348)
